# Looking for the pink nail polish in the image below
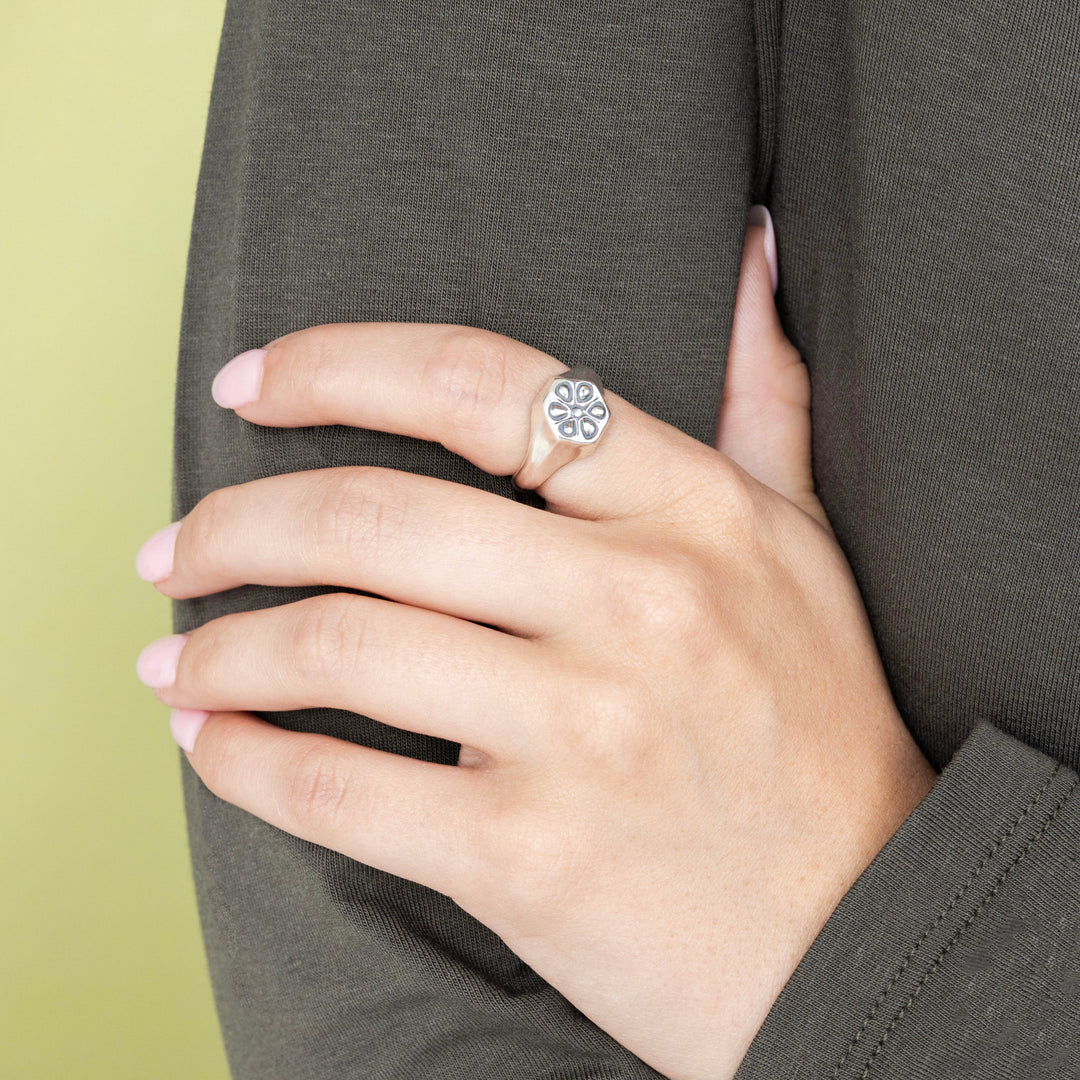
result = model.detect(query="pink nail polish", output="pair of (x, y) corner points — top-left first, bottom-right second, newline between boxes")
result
(748, 204), (779, 295)
(212, 348), (266, 408)
(135, 521), (181, 583)
(135, 633), (188, 689)
(170, 709), (209, 753)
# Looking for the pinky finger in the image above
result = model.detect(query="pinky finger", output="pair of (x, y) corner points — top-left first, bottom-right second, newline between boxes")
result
(172, 709), (491, 899)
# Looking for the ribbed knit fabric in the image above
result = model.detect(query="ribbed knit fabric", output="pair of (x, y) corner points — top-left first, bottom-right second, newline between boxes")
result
(173, 2), (1080, 1076)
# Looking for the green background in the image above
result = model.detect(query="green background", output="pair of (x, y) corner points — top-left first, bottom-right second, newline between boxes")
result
(2, 2), (231, 1076)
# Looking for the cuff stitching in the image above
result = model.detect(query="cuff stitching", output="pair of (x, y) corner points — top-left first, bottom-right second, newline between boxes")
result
(831, 761), (1061, 1079)
(857, 768), (1078, 1079)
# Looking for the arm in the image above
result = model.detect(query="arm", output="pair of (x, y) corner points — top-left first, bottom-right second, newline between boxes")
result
(170, 0), (1080, 1077)
(173, 1), (758, 1076)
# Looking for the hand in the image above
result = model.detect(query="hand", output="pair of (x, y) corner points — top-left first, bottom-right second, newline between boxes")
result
(135, 207), (936, 1080)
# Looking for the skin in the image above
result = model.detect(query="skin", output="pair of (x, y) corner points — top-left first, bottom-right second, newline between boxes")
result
(136, 216), (937, 1080)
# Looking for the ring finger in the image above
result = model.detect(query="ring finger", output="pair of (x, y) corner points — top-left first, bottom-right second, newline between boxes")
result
(139, 590), (560, 757)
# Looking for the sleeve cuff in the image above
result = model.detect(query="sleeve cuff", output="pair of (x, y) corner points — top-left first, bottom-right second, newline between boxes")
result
(733, 720), (1080, 1080)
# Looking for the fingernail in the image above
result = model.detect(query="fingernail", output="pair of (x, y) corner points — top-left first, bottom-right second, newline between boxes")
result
(135, 521), (181, 583)
(135, 633), (188, 689)
(748, 204), (779, 295)
(170, 709), (209, 753)
(212, 348), (266, 408)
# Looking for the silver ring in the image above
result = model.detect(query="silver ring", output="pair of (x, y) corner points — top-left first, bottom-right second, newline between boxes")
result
(512, 365), (610, 491)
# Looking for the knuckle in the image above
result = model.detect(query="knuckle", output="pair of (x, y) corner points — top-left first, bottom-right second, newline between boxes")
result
(291, 594), (363, 684)
(595, 546), (719, 646)
(558, 676), (647, 764)
(667, 461), (766, 558)
(714, 465), (781, 565)
(170, 616), (216, 691)
(504, 832), (568, 913)
(703, 459), (759, 532)
(633, 442), (760, 540)
(775, 353), (813, 413)
(422, 327), (513, 432)
(193, 720), (246, 806)
(477, 796), (576, 916)
(590, 680), (663, 768)
(283, 330), (343, 413)
(307, 469), (408, 565)
(286, 743), (352, 829)
(184, 486), (231, 569)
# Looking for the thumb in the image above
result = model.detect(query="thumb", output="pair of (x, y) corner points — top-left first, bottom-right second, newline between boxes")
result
(716, 205), (831, 534)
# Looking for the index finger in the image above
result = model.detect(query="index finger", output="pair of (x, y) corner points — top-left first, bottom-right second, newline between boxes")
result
(212, 323), (736, 523)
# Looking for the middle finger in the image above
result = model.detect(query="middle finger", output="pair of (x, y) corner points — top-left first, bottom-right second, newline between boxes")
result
(156, 464), (611, 638)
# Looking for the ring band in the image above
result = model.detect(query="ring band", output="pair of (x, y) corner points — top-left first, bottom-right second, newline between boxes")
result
(512, 365), (610, 491)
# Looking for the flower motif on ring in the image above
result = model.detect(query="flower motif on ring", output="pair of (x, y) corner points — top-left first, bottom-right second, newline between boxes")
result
(544, 378), (609, 442)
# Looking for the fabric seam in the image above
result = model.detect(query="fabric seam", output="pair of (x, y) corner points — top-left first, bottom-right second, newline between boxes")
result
(858, 768), (1078, 1078)
(750, 0), (782, 203)
(230, 4), (270, 361)
(831, 761), (1062, 1078)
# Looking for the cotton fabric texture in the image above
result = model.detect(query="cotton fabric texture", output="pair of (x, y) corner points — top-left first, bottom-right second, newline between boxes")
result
(173, 2), (1080, 1076)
